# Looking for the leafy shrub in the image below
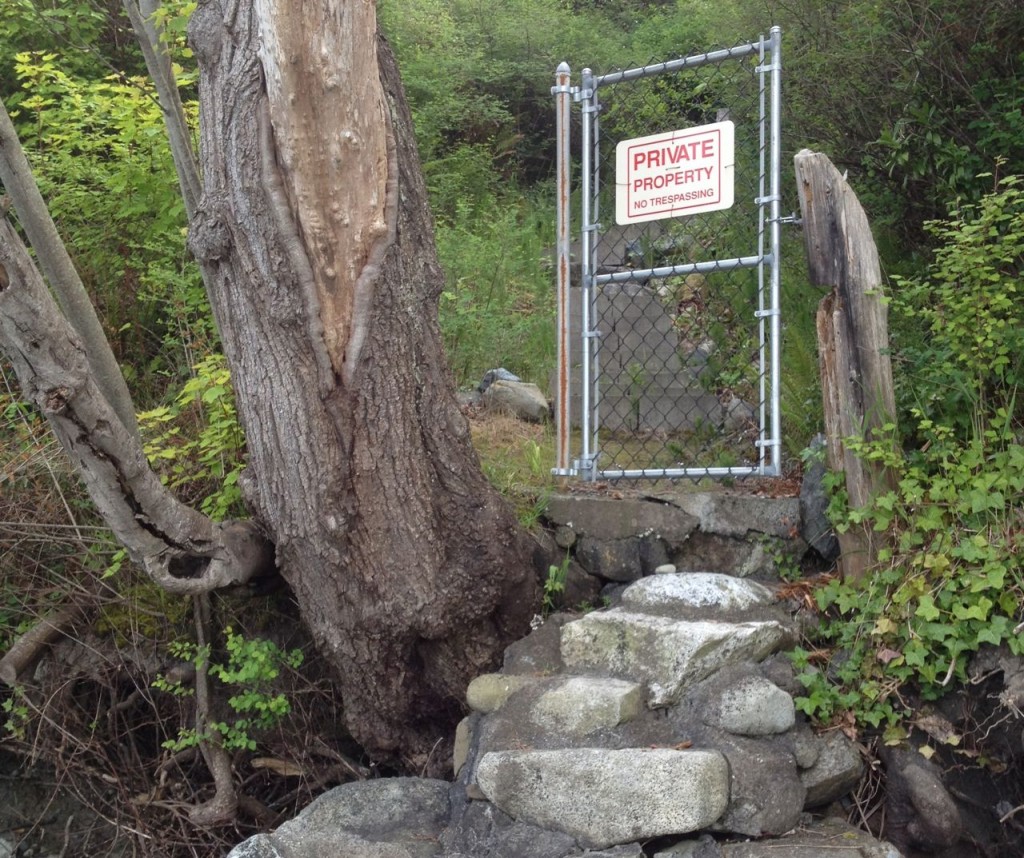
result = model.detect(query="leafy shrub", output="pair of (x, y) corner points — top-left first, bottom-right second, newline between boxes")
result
(7, 50), (208, 402)
(793, 179), (1024, 731)
(889, 175), (1024, 441)
(155, 627), (304, 753)
(138, 354), (246, 521)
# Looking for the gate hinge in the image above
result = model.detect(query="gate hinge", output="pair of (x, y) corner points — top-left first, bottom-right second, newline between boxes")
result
(573, 453), (600, 482)
(769, 212), (803, 226)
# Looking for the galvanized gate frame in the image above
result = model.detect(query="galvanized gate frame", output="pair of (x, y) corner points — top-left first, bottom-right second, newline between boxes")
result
(553, 27), (784, 481)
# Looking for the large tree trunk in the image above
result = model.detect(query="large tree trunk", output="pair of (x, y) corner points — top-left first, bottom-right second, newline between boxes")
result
(186, 0), (539, 771)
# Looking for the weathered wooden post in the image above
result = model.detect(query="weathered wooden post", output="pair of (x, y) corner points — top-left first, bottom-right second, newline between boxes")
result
(794, 150), (898, 582)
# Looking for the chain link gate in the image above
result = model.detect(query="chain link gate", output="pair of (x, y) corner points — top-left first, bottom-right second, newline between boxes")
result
(553, 28), (783, 481)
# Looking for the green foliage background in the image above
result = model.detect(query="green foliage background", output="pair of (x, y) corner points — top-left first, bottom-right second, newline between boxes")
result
(0, 0), (1022, 745)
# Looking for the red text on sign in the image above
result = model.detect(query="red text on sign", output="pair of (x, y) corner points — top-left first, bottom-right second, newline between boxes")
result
(632, 138), (716, 171)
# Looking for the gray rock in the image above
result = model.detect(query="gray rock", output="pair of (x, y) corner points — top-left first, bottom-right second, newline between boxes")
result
(226, 833), (289, 858)
(560, 610), (788, 706)
(561, 559), (605, 609)
(554, 525), (577, 548)
(478, 368), (521, 392)
(476, 748), (729, 848)
(574, 536), (643, 583)
(453, 716), (474, 776)
(227, 778), (450, 858)
(545, 496), (699, 543)
(482, 379), (549, 422)
(718, 817), (902, 856)
(440, 799), (579, 858)
(639, 534), (672, 573)
(502, 613), (570, 676)
(654, 835), (722, 857)
(669, 493), (802, 541)
(800, 731), (864, 808)
(881, 746), (961, 853)
(621, 573), (776, 616)
(703, 733), (805, 837)
(582, 846), (645, 857)
(466, 673), (535, 713)
(714, 676), (795, 736)
(669, 532), (776, 578)
(787, 723), (823, 769)
(530, 676), (642, 736)
(229, 832), (415, 858)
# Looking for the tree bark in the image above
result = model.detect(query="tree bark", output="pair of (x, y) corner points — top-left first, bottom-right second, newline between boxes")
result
(186, 0), (539, 770)
(0, 99), (140, 440)
(0, 218), (273, 594)
(0, 605), (81, 686)
(122, 0), (203, 221)
(794, 149), (898, 582)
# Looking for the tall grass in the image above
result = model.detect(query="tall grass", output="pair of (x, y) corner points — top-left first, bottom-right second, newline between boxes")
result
(435, 191), (556, 389)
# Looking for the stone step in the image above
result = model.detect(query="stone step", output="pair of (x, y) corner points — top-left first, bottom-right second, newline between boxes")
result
(560, 610), (788, 707)
(620, 572), (777, 616)
(476, 747), (729, 849)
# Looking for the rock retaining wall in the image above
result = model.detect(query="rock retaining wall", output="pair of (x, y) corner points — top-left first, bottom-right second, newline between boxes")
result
(225, 490), (913, 858)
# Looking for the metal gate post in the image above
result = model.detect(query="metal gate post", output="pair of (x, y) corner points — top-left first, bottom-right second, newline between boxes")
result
(578, 68), (599, 481)
(768, 26), (783, 476)
(552, 62), (573, 476)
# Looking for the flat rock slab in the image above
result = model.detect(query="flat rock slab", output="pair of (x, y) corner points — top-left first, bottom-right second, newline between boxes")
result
(228, 832), (416, 858)
(621, 573), (777, 615)
(718, 817), (902, 857)
(466, 673), (535, 713)
(656, 820), (902, 856)
(560, 611), (788, 706)
(531, 676), (642, 736)
(666, 493), (802, 540)
(227, 778), (449, 858)
(476, 748), (729, 848)
(545, 496), (699, 542)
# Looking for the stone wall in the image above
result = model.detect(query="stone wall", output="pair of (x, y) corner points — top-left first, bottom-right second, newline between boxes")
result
(227, 492), (908, 858)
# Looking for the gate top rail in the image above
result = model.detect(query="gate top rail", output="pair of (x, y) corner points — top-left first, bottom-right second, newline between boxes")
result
(593, 34), (772, 88)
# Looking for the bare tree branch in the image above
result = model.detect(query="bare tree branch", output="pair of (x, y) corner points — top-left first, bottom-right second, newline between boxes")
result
(0, 98), (140, 441)
(0, 605), (81, 686)
(187, 593), (239, 826)
(0, 217), (273, 595)
(121, 0), (203, 221)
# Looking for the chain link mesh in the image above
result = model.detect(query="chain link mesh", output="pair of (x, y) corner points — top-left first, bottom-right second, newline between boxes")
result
(568, 38), (780, 479)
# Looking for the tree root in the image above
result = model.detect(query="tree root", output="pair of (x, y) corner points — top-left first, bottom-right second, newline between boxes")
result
(0, 605), (81, 685)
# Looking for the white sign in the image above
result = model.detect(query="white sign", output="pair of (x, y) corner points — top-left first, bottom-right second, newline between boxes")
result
(615, 121), (735, 225)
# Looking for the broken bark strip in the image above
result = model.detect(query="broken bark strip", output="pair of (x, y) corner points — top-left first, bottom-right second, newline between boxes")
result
(0, 606), (80, 686)
(0, 217), (272, 594)
(121, 0), (202, 222)
(0, 98), (140, 441)
(794, 150), (898, 582)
